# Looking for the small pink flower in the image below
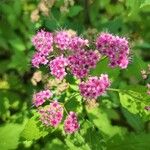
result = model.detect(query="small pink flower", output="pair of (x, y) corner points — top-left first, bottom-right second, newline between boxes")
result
(32, 29), (53, 55)
(39, 101), (63, 127)
(69, 36), (89, 51)
(54, 31), (71, 50)
(79, 74), (111, 99)
(49, 55), (68, 79)
(64, 112), (79, 134)
(31, 52), (48, 68)
(31, 30), (53, 68)
(33, 90), (53, 107)
(68, 50), (100, 78)
(96, 32), (130, 69)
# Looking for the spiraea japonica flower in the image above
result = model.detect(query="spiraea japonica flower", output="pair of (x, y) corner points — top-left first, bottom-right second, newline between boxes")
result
(96, 32), (130, 69)
(31, 52), (49, 68)
(79, 74), (111, 99)
(69, 36), (89, 51)
(64, 111), (79, 134)
(39, 101), (63, 127)
(54, 31), (71, 50)
(31, 30), (53, 68)
(31, 29), (132, 133)
(33, 89), (53, 107)
(68, 50), (101, 78)
(54, 30), (89, 52)
(32, 29), (53, 55)
(49, 55), (68, 79)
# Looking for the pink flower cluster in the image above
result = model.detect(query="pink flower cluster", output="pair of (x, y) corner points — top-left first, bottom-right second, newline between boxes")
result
(68, 50), (101, 78)
(69, 36), (89, 51)
(33, 90), (53, 107)
(31, 53), (48, 68)
(79, 74), (111, 99)
(54, 31), (71, 50)
(96, 32), (130, 69)
(39, 101), (63, 127)
(54, 31), (88, 51)
(32, 29), (53, 54)
(32, 30), (53, 68)
(64, 112), (79, 134)
(49, 55), (68, 79)
(31, 29), (131, 134)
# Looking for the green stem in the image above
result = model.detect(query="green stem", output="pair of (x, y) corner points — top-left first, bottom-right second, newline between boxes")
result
(107, 88), (120, 92)
(101, 56), (107, 62)
(64, 106), (69, 115)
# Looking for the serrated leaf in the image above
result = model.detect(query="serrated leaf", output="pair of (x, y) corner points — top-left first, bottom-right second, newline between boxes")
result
(0, 124), (23, 150)
(21, 117), (49, 141)
(86, 107), (125, 137)
(119, 90), (150, 120)
(80, 121), (104, 150)
(65, 134), (90, 150)
(44, 138), (67, 150)
(122, 107), (144, 132)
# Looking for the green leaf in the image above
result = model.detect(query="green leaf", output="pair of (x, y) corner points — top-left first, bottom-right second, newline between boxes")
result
(122, 55), (147, 82)
(65, 134), (90, 150)
(126, 0), (142, 19)
(140, 0), (150, 8)
(9, 51), (29, 74)
(21, 117), (49, 141)
(0, 124), (23, 150)
(122, 107), (144, 132)
(80, 121), (105, 150)
(86, 107), (125, 137)
(119, 90), (150, 120)
(90, 58), (120, 81)
(9, 38), (26, 51)
(68, 5), (83, 17)
(65, 139), (81, 150)
(140, 0), (150, 11)
(44, 138), (67, 150)
(106, 133), (150, 150)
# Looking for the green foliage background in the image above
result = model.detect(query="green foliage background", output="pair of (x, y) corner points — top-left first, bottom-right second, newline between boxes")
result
(0, 0), (150, 150)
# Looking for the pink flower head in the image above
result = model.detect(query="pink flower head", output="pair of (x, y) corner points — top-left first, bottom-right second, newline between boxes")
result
(69, 36), (89, 51)
(96, 32), (130, 69)
(54, 31), (71, 50)
(33, 90), (53, 107)
(68, 50), (100, 78)
(31, 52), (48, 68)
(32, 30), (53, 56)
(49, 55), (68, 79)
(39, 101), (63, 127)
(79, 74), (111, 99)
(64, 112), (79, 134)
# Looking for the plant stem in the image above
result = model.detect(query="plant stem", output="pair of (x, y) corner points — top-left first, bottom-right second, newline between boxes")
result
(107, 88), (120, 92)
(101, 56), (107, 62)
(64, 106), (69, 115)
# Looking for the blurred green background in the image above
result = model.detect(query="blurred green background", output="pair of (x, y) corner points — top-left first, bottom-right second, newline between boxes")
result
(0, 0), (150, 150)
